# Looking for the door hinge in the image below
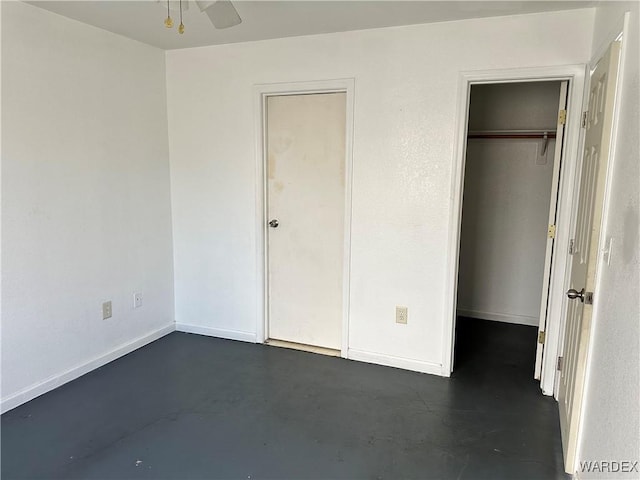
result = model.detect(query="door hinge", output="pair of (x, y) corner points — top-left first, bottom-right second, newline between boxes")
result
(538, 331), (546, 344)
(569, 239), (575, 255)
(557, 356), (563, 371)
(548, 224), (556, 239)
(582, 111), (588, 128)
(558, 109), (567, 125)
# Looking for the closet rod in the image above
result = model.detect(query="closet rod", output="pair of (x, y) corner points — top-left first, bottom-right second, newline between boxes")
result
(467, 130), (556, 139)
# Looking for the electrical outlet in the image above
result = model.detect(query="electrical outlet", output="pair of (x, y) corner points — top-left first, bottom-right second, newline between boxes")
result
(102, 301), (112, 320)
(396, 306), (408, 324)
(133, 292), (143, 309)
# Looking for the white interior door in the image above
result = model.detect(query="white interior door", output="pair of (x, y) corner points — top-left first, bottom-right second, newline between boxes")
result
(266, 92), (346, 350)
(534, 81), (569, 380)
(558, 40), (621, 473)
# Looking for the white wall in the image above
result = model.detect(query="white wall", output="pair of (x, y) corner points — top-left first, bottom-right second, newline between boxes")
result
(458, 82), (560, 326)
(166, 9), (594, 374)
(1, 2), (175, 411)
(577, 2), (640, 477)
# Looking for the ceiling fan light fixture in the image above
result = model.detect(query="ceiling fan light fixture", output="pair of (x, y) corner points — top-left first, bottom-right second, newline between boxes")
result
(159, 0), (242, 34)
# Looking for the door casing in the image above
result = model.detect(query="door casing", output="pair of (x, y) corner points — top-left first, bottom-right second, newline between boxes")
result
(254, 79), (355, 358)
(445, 65), (587, 395)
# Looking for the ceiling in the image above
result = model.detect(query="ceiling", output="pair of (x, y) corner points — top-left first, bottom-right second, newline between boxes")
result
(28, 1), (596, 50)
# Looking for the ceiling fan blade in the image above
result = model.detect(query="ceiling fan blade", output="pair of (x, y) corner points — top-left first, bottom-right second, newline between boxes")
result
(201, 1), (242, 29)
(195, 1), (214, 12)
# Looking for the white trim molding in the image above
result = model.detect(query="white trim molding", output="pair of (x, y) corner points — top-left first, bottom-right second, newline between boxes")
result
(348, 349), (443, 376)
(253, 78), (356, 358)
(1, 323), (175, 414)
(443, 64), (588, 397)
(175, 323), (257, 343)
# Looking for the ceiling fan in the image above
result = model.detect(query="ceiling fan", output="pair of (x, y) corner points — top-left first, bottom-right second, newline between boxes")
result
(160, 0), (242, 34)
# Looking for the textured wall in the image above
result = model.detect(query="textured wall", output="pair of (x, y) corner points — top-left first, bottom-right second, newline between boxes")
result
(1, 2), (175, 410)
(166, 9), (594, 373)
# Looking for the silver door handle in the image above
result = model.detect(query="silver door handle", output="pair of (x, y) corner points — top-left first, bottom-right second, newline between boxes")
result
(268, 219), (279, 228)
(566, 288), (585, 302)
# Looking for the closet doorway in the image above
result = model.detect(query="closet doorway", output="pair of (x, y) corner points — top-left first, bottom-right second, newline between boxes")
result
(454, 81), (568, 383)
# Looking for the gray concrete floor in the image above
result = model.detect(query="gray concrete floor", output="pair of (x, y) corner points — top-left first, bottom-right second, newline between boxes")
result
(1, 318), (567, 479)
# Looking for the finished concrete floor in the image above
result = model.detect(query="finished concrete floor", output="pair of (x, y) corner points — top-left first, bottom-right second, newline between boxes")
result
(2, 318), (567, 479)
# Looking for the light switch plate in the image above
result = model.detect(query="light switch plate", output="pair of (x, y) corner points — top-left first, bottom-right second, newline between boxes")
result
(133, 292), (143, 309)
(602, 237), (613, 266)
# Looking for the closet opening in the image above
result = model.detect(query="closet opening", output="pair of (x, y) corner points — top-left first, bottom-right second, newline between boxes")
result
(453, 81), (568, 388)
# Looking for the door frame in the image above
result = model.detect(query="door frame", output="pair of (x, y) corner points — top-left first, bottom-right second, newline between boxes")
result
(253, 79), (355, 358)
(443, 65), (587, 395)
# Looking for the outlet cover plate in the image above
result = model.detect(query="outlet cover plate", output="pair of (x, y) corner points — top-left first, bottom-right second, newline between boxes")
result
(102, 301), (112, 320)
(396, 306), (408, 324)
(133, 292), (143, 309)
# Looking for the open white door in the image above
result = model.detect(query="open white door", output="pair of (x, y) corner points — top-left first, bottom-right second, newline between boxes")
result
(534, 81), (569, 380)
(558, 40), (621, 474)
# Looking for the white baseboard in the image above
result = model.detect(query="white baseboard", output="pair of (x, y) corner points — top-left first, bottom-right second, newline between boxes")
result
(1, 323), (175, 414)
(347, 349), (443, 376)
(175, 323), (257, 343)
(457, 308), (538, 326)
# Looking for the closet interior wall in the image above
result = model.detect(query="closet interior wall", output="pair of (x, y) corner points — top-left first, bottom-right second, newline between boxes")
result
(457, 82), (562, 326)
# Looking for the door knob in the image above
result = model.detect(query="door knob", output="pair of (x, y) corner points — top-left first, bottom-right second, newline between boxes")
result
(566, 288), (585, 302)
(268, 219), (279, 228)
